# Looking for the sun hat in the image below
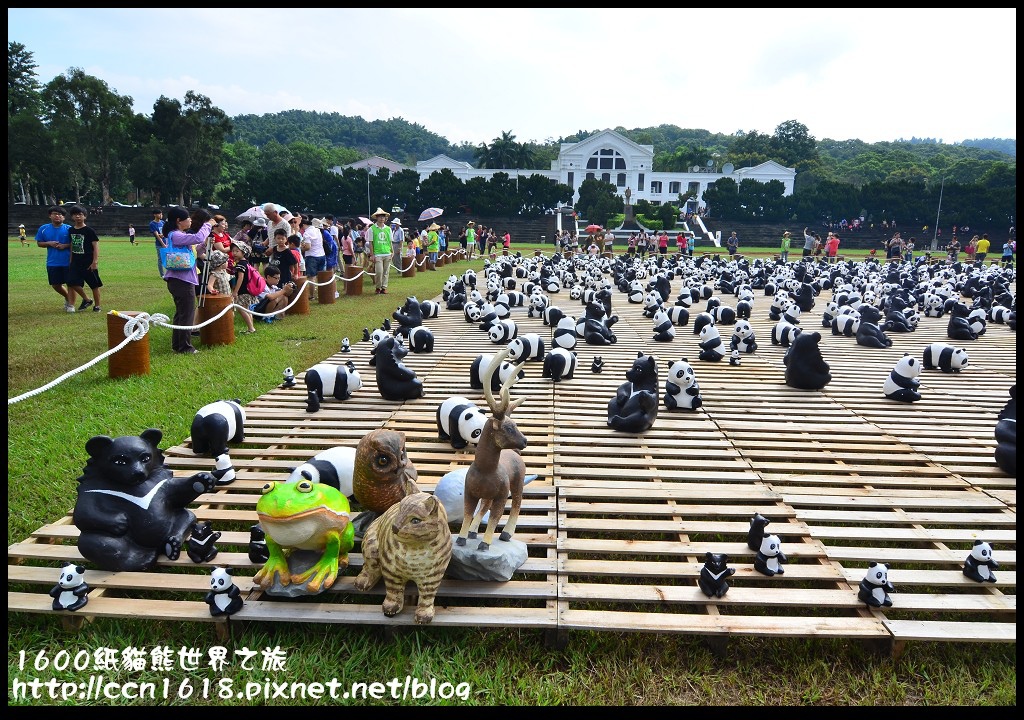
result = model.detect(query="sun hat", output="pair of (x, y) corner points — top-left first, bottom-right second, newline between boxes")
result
(208, 249), (229, 268)
(391, 217), (402, 226)
(230, 239), (252, 256)
(312, 218), (324, 229)
(19, 223), (26, 229)
(466, 220), (475, 226)
(783, 231), (791, 236)
(252, 217), (268, 227)
(427, 223), (440, 231)
(371, 207), (390, 218)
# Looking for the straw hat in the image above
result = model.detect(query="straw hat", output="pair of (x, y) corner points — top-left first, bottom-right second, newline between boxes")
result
(427, 223), (440, 232)
(466, 221), (475, 226)
(783, 231), (791, 236)
(18, 224), (25, 229)
(370, 207), (390, 219)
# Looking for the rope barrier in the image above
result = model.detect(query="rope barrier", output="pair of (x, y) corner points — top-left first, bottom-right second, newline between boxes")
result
(9, 251), (479, 404)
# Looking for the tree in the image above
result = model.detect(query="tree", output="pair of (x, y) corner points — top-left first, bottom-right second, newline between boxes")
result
(7, 41), (42, 117)
(771, 120), (819, 170)
(575, 177), (619, 227)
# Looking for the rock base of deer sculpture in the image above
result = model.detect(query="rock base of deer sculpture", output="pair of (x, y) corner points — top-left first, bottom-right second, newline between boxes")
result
(446, 537), (528, 582)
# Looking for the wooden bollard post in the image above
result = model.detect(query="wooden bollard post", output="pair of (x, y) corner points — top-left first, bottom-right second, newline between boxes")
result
(402, 256), (416, 278)
(107, 311), (150, 378)
(344, 263), (363, 296)
(289, 278), (310, 315)
(196, 295), (235, 346)
(316, 270), (336, 304)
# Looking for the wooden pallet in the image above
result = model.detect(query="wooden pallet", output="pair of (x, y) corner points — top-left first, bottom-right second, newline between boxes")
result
(8, 273), (1016, 650)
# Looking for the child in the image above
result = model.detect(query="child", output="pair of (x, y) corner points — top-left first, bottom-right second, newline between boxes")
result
(205, 250), (232, 296)
(127, 223), (136, 246)
(19, 223), (29, 247)
(65, 205), (103, 312)
(254, 265), (297, 322)
(267, 228), (298, 285)
(228, 240), (259, 334)
(288, 234), (305, 275)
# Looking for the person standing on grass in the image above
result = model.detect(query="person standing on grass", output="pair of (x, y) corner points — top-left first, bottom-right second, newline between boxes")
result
(802, 227), (815, 259)
(726, 231), (739, 257)
(779, 231), (791, 263)
(975, 233), (990, 264)
(150, 208), (167, 277)
(35, 205), (77, 313)
(163, 206), (214, 355)
(367, 208), (394, 293)
(66, 205), (104, 313)
(128, 223), (136, 246)
(19, 223), (29, 246)
(465, 221), (476, 260)
(390, 217), (405, 272)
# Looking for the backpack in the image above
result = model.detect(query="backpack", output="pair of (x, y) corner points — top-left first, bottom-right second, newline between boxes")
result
(245, 264), (267, 296)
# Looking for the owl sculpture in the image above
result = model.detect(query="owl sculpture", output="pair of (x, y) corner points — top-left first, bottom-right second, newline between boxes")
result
(353, 429), (421, 513)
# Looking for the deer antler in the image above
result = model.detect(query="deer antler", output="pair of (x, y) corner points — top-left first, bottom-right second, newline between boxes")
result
(482, 347), (525, 419)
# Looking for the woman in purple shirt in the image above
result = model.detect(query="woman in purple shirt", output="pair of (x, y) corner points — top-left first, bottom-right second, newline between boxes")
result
(163, 207), (214, 354)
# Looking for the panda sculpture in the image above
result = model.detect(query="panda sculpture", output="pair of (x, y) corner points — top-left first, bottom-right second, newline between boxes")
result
(205, 567), (244, 617)
(710, 303), (737, 325)
(185, 520), (221, 563)
(366, 327), (390, 367)
(470, 353), (525, 391)
(405, 325), (435, 353)
(962, 540), (999, 583)
(784, 332), (832, 390)
(528, 293), (550, 319)
(582, 301), (618, 345)
(967, 307), (988, 337)
(692, 312), (715, 337)
(664, 358), (702, 411)
(211, 453), (236, 486)
(697, 552), (736, 599)
(753, 533), (787, 576)
(419, 299), (440, 319)
(922, 343), (969, 373)
(507, 334), (545, 363)
(665, 305), (690, 327)
(542, 348), (578, 383)
(488, 318), (519, 344)
(831, 310), (861, 337)
(542, 304), (564, 327)
(305, 361), (362, 409)
(735, 298), (753, 320)
(698, 324), (727, 362)
(373, 336), (423, 401)
(651, 308), (676, 342)
(730, 319), (758, 354)
(607, 352), (659, 433)
(993, 385), (1016, 475)
(771, 319), (802, 347)
(857, 562), (895, 607)
(883, 354), (922, 402)
(286, 445), (356, 496)
(552, 316), (578, 350)
(190, 399), (245, 458)
(821, 301), (840, 328)
(49, 563), (91, 612)
(436, 396), (487, 450)
(855, 305), (893, 348)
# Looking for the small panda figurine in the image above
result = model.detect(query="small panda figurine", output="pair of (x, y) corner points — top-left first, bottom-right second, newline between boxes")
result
(340, 337), (351, 354)
(552, 316), (578, 350)
(747, 513), (770, 551)
(883, 354), (922, 403)
(591, 356), (604, 373)
(771, 319), (802, 346)
(542, 348), (578, 383)
(729, 350), (741, 366)
(507, 333), (545, 363)
(692, 312), (715, 337)
(697, 552), (736, 598)
(366, 327), (390, 366)
(185, 520), (221, 563)
(419, 299), (440, 319)
(664, 358), (702, 411)
(436, 396), (487, 449)
(190, 399), (245, 458)
(470, 353), (525, 391)
(305, 361), (362, 408)
(858, 562), (895, 607)
(962, 540), (999, 583)
(831, 311), (861, 337)
(730, 319), (758, 354)
(651, 308), (676, 342)
(753, 533), (787, 576)
(281, 367), (296, 388)
(711, 304), (737, 325)
(205, 567), (244, 617)
(211, 452), (236, 486)
(922, 342), (969, 373)
(698, 324), (727, 362)
(286, 446), (356, 496)
(248, 524), (269, 564)
(49, 563), (90, 612)
(488, 318), (518, 344)
(405, 325), (435, 353)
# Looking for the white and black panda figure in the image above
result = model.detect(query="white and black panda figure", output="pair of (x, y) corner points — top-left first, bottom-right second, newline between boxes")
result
(821, 301), (839, 328)
(405, 325), (435, 353)
(542, 348), (578, 383)
(544, 276), (561, 294)
(211, 452), (236, 486)
(626, 281), (645, 304)
(49, 563), (90, 612)
(665, 305), (689, 327)
(962, 540), (999, 583)
(507, 334), (546, 363)
(922, 343), (969, 373)
(185, 520), (222, 563)
(735, 298), (753, 320)
(205, 567), (244, 617)
(470, 353), (525, 391)
(367, 327), (390, 366)
(419, 299), (440, 319)
(664, 358), (702, 411)
(340, 337), (351, 354)
(281, 367), (296, 388)
(883, 354), (922, 402)
(305, 361), (363, 408)
(857, 562), (895, 607)
(436, 396), (487, 450)
(730, 319), (758, 354)
(542, 304), (563, 327)
(967, 307), (988, 337)
(753, 533), (787, 576)
(190, 399), (245, 458)
(652, 308), (676, 342)
(729, 350), (741, 366)
(771, 320), (802, 347)
(711, 303), (737, 325)
(831, 310), (861, 337)
(287, 446), (356, 496)
(989, 304), (1013, 324)
(528, 293), (551, 319)
(488, 319), (518, 344)
(698, 324), (727, 362)
(692, 312), (715, 337)
(552, 316), (578, 351)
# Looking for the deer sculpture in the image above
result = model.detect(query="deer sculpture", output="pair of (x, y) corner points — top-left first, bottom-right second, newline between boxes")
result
(456, 347), (528, 551)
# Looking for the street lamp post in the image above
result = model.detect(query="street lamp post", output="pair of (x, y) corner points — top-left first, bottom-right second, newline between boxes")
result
(931, 176), (945, 251)
(366, 166), (373, 219)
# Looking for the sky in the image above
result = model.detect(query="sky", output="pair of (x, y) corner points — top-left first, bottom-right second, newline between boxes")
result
(8, 8), (1017, 148)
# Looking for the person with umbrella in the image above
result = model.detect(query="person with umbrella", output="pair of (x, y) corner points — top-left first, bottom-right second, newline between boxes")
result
(366, 207), (394, 294)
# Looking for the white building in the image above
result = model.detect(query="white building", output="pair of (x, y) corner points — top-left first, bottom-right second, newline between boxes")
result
(338, 129), (796, 214)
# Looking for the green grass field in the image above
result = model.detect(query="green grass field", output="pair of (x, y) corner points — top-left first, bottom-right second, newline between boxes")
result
(6, 237), (1016, 706)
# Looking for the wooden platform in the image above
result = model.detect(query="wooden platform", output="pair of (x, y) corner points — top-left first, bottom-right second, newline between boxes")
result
(9, 273), (1016, 650)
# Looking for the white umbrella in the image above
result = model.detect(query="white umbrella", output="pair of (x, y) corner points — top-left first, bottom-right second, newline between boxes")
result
(236, 205), (266, 223)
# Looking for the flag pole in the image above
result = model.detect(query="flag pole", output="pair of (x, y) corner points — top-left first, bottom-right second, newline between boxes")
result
(931, 176), (945, 251)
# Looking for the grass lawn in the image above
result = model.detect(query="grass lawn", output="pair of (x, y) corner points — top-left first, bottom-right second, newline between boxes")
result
(6, 236), (1016, 706)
